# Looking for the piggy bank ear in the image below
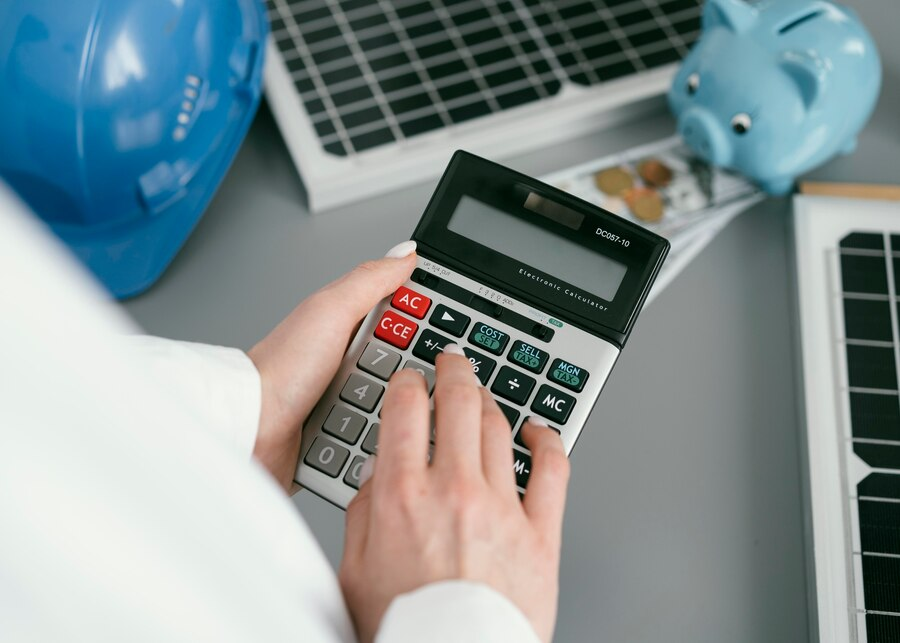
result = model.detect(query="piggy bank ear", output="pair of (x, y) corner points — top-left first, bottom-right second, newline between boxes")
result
(780, 50), (827, 110)
(703, 0), (758, 32)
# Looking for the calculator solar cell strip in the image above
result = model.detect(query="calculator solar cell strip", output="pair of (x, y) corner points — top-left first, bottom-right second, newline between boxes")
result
(840, 232), (900, 639)
(266, 0), (702, 156)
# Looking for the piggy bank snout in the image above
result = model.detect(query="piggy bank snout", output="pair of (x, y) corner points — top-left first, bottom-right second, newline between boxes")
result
(678, 108), (732, 166)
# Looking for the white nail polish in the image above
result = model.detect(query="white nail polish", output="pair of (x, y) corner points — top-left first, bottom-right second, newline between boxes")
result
(359, 455), (376, 486)
(529, 416), (549, 427)
(384, 240), (417, 258)
(442, 343), (464, 356)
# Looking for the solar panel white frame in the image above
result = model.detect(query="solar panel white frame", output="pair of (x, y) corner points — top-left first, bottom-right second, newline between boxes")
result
(264, 0), (701, 211)
(794, 195), (900, 643)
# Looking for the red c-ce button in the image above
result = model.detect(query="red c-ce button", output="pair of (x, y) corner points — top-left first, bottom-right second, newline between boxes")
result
(375, 309), (419, 349)
(391, 286), (431, 319)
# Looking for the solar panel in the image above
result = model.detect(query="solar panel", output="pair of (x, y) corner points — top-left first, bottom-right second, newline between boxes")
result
(841, 234), (900, 636)
(795, 198), (900, 643)
(263, 0), (703, 210)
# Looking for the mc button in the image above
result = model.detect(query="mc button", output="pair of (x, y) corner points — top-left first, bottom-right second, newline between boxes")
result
(468, 322), (509, 355)
(530, 384), (575, 424)
(375, 309), (418, 349)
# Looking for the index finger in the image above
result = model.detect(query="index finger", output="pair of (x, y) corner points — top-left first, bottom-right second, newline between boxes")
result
(520, 420), (570, 541)
(374, 368), (431, 488)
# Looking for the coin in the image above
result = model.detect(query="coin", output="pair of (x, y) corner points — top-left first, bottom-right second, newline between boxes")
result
(623, 187), (664, 222)
(637, 158), (674, 187)
(594, 167), (634, 196)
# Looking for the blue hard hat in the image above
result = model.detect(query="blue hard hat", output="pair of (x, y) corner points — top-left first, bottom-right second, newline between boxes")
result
(0, 0), (268, 298)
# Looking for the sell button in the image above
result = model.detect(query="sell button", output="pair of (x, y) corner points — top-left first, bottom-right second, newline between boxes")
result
(507, 341), (548, 374)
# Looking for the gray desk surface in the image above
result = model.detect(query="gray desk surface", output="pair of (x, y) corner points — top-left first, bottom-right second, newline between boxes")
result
(125, 1), (899, 640)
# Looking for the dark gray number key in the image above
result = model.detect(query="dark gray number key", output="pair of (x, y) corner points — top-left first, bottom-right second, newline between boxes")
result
(340, 373), (384, 412)
(304, 436), (350, 478)
(322, 405), (367, 444)
(358, 342), (402, 381)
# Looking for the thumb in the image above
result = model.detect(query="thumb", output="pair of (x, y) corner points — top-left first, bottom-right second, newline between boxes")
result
(316, 240), (418, 328)
(250, 241), (417, 429)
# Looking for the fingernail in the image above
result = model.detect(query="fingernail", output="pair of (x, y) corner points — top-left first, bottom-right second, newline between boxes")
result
(359, 455), (376, 486)
(529, 416), (549, 427)
(443, 343), (464, 356)
(384, 240), (417, 258)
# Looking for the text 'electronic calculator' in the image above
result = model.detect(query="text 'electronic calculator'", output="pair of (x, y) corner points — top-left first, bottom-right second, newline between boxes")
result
(295, 152), (669, 508)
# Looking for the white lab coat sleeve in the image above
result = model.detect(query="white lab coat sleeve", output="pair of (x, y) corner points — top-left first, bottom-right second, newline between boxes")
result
(376, 581), (542, 643)
(120, 335), (262, 459)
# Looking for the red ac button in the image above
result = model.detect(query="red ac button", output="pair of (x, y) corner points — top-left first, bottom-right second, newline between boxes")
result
(375, 310), (419, 350)
(391, 286), (431, 319)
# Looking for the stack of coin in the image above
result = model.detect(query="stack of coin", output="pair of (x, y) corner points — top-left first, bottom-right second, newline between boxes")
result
(623, 187), (664, 222)
(637, 158), (673, 187)
(594, 167), (634, 196)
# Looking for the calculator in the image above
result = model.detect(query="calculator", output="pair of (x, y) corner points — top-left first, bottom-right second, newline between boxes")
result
(295, 151), (669, 508)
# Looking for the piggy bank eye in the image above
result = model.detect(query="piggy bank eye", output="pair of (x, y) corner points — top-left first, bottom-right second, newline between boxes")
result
(731, 113), (752, 135)
(686, 73), (700, 96)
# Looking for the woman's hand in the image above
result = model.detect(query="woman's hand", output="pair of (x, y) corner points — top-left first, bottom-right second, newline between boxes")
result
(339, 345), (571, 643)
(248, 241), (417, 491)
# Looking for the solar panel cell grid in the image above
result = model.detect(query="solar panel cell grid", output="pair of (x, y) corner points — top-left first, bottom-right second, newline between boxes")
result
(267, 0), (702, 156)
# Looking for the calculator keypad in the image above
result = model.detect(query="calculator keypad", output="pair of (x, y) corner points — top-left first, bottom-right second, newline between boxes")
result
(468, 322), (510, 355)
(305, 436), (351, 477)
(339, 373), (384, 413)
(322, 405), (367, 444)
(357, 342), (402, 380)
(374, 310), (418, 349)
(300, 273), (610, 505)
(531, 384), (576, 425)
(463, 347), (496, 386)
(391, 286), (431, 319)
(344, 456), (368, 489)
(548, 358), (589, 392)
(412, 328), (453, 364)
(508, 340), (549, 374)
(402, 360), (436, 393)
(491, 365), (536, 406)
(430, 303), (470, 336)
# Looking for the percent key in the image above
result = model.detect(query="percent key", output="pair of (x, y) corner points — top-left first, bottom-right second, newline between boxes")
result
(463, 347), (496, 385)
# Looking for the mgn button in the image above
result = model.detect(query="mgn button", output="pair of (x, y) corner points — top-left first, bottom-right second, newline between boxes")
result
(548, 358), (589, 393)
(339, 373), (384, 413)
(468, 321), (509, 355)
(304, 436), (350, 478)
(322, 404), (367, 444)
(490, 365), (535, 406)
(531, 384), (575, 424)
(512, 448), (532, 489)
(507, 340), (549, 374)
(430, 304), (470, 337)
(391, 286), (431, 319)
(497, 401), (520, 430)
(412, 328), (453, 364)
(463, 347), (496, 386)
(375, 309), (418, 350)
(344, 456), (368, 490)
(358, 342), (402, 381)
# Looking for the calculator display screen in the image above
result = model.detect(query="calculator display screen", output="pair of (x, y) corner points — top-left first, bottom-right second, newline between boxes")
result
(448, 196), (628, 301)
(413, 152), (668, 344)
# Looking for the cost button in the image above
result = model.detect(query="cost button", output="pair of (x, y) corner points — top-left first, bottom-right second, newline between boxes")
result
(467, 322), (509, 355)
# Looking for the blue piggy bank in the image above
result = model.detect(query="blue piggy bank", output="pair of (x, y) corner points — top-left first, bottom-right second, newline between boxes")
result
(668, 0), (881, 195)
